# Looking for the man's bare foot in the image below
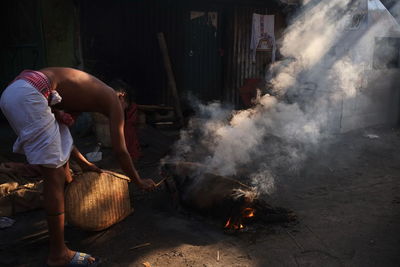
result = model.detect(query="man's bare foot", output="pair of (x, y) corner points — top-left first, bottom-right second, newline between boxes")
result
(47, 247), (97, 266)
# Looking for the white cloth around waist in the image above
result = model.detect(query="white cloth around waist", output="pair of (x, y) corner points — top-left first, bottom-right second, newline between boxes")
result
(0, 80), (73, 168)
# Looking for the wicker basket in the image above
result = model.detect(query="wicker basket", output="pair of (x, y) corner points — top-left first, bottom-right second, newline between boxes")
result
(65, 171), (132, 231)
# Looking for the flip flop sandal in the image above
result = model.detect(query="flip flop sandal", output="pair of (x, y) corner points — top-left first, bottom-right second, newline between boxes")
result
(45, 252), (100, 267)
(67, 252), (100, 267)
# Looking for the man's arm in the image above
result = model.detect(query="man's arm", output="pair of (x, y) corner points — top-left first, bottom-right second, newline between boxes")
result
(108, 96), (155, 191)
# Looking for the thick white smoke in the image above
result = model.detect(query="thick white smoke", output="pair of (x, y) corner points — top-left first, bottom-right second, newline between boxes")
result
(165, 0), (399, 195)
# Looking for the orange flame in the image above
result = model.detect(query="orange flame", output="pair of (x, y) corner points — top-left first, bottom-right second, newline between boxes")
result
(224, 218), (246, 230)
(224, 217), (231, 228)
(242, 208), (255, 218)
(224, 208), (256, 230)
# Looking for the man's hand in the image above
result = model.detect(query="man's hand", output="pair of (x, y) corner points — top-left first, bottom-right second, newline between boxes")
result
(81, 162), (102, 173)
(53, 109), (75, 126)
(70, 146), (102, 173)
(136, 178), (156, 191)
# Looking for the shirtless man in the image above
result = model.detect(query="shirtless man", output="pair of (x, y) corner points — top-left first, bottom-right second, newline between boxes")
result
(0, 67), (156, 266)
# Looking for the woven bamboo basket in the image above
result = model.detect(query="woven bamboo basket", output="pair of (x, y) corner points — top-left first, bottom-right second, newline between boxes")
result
(65, 171), (132, 231)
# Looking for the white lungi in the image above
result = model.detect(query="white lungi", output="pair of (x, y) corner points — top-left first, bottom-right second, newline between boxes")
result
(0, 80), (73, 168)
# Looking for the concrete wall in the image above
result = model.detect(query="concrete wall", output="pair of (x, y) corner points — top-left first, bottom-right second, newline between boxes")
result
(340, 5), (400, 132)
(341, 69), (400, 131)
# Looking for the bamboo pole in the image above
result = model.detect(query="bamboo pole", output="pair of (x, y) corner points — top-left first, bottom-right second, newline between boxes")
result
(157, 32), (184, 126)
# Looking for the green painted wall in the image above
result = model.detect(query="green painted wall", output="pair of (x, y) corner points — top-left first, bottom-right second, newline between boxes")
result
(41, 0), (77, 67)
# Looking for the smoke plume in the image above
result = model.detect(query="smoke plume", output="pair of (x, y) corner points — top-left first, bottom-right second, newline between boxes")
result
(165, 0), (399, 195)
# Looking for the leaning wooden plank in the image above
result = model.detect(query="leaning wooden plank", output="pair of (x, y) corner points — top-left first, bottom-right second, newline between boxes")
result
(157, 32), (184, 126)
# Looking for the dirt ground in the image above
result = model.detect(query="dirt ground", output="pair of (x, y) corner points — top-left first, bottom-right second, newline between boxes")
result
(0, 123), (400, 267)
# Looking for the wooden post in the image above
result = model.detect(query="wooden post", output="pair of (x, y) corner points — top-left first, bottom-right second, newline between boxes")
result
(157, 32), (184, 126)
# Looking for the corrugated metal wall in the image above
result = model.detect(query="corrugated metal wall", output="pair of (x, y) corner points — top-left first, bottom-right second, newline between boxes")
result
(121, 1), (187, 107)
(80, 0), (286, 107)
(224, 7), (286, 105)
(81, 0), (186, 106)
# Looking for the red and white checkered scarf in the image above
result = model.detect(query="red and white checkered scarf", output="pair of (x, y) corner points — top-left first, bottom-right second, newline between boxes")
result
(13, 70), (76, 126)
(15, 70), (52, 99)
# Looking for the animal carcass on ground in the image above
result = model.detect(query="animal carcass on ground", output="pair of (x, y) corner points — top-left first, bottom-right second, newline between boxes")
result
(161, 162), (296, 230)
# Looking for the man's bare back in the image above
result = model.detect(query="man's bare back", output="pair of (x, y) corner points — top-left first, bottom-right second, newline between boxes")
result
(40, 67), (117, 115)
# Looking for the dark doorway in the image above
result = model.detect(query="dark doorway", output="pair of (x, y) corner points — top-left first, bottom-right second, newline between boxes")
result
(183, 10), (223, 102)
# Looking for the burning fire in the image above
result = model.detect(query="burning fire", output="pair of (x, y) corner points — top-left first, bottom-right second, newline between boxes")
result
(224, 208), (255, 230)
(242, 208), (255, 218)
(224, 217), (245, 230)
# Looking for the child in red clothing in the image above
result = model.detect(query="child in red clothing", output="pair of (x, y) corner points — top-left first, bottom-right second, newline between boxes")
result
(109, 79), (142, 161)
